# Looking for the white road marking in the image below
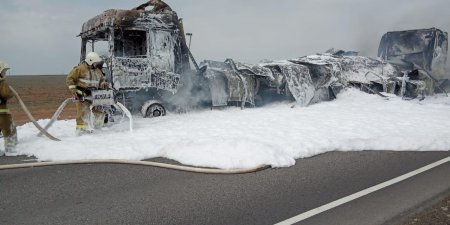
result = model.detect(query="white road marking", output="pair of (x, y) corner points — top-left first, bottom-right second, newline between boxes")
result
(275, 156), (450, 225)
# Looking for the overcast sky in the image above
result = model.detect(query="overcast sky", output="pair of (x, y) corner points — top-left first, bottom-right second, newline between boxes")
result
(1, 0), (449, 75)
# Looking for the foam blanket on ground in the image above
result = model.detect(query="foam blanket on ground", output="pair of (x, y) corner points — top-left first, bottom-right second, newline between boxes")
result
(5, 89), (450, 169)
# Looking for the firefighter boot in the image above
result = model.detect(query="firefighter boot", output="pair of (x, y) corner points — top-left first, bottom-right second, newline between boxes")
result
(76, 128), (93, 136)
(93, 113), (106, 129)
(4, 130), (18, 155)
(76, 125), (92, 136)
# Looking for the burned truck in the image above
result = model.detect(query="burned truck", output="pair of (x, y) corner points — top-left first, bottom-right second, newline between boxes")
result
(199, 28), (449, 107)
(79, 1), (449, 116)
(78, 6), (193, 117)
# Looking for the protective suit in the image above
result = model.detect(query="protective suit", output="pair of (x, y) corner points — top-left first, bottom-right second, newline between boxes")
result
(66, 52), (108, 135)
(0, 60), (17, 156)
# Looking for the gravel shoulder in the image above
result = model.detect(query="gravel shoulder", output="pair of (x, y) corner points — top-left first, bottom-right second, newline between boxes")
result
(400, 194), (450, 225)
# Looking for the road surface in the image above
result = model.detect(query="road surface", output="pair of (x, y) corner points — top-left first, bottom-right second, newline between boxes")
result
(1, 151), (449, 225)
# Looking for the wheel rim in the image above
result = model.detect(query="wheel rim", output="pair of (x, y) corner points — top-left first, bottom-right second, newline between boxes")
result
(153, 110), (161, 117)
(146, 104), (166, 118)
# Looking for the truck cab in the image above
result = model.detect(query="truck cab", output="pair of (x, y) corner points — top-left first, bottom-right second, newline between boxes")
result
(79, 8), (191, 117)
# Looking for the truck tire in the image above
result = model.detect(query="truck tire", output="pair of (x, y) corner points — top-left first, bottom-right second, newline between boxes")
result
(141, 101), (166, 118)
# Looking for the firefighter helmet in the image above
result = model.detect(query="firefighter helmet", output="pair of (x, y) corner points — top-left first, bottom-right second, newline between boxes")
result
(85, 52), (102, 66)
(0, 60), (10, 73)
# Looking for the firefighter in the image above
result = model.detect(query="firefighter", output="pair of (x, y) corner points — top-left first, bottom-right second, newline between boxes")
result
(66, 52), (108, 135)
(133, 0), (172, 13)
(0, 60), (18, 156)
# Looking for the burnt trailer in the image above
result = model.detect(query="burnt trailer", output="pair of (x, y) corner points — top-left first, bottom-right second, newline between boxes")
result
(200, 58), (340, 108)
(200, 28), (449, 107)
(378, 28), (449, 94)
(78, 7), (193, 117)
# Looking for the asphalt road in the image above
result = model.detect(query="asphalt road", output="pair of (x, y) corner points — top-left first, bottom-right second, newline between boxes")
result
(0, 151), (449, 225)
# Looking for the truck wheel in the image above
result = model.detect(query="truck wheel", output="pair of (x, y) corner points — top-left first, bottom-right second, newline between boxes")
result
(146, 103), (166, 118)
(141, 101), (166, 118)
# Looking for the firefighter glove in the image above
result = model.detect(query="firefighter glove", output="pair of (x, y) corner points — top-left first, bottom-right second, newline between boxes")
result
(70, 89), (79, 101)
(100, 81), (108, 89)
(72, 93), (79, 101)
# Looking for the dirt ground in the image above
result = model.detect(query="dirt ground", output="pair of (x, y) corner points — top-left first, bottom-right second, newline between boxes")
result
(402, 195), (450, 225)
(7, 75), (77, 125)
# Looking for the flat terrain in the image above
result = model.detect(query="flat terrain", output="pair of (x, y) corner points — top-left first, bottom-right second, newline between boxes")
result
(7, 75), (76, 125)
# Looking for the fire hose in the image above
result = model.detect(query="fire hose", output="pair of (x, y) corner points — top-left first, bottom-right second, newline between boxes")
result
(9, 86), (61, 141)
(0, 160), (270, 174)
(5, 86), (270, 174)
(37, 98), (71, 137)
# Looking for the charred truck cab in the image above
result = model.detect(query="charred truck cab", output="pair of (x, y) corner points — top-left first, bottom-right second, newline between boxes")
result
(79, 7), (191, 118)
(378, 28), (449, 95)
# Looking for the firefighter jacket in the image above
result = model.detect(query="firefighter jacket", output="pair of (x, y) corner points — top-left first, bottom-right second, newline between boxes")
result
(66, 62), (106, 95)
(0, 78), (13, 113)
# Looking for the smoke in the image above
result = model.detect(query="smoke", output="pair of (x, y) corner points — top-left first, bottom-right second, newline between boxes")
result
(446, 64), (450, 78)
(161, 70), (211, 112)
(446, 44), (450, 78)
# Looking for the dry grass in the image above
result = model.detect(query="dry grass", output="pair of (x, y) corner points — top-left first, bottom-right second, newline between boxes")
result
(6, 75), (77, 125)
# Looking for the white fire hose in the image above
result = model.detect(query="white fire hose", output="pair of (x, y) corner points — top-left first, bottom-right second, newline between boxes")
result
(0, 160), (270, 174)
(10, 86), (61, 141)
(38, 98), (72, 137)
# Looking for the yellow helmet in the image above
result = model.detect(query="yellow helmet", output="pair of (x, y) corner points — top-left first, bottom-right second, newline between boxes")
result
(0, 60), (10, 73)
